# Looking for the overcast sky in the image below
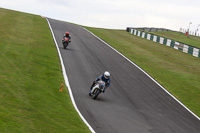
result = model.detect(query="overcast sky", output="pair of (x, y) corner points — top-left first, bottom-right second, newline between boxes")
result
(1, 0), (200, 34)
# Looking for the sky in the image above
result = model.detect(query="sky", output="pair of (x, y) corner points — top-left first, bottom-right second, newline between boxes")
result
(1, 0), (200, 35)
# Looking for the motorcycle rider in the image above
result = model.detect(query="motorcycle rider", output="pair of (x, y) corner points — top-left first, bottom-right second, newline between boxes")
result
(62, 31), (71, 43)
(89, 71), (111, 95)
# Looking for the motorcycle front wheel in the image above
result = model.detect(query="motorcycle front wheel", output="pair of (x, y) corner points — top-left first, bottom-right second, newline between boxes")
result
(63, 42), (68, 49)
(92, 88), (101, 100)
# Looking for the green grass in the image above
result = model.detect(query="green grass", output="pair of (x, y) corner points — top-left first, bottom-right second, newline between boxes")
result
(148, 31), (200, 48)
(1, 7), (200, 133)
(0, 8), (90, 133)
(83, 27), (200, 117)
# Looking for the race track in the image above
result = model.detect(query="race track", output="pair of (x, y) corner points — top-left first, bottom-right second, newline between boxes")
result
(47, 18), (200, 133)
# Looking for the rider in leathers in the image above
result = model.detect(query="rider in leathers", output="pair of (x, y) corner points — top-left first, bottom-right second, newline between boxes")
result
(89, 71), (110, 94)
(62, 31), (71, 43)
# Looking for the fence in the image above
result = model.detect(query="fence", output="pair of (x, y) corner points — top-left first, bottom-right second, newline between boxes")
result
(126, 28), (200, 58)
(126, 27), (176, 32)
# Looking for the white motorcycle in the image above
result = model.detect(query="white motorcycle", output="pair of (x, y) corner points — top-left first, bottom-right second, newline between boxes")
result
(89, 80), (105, 99)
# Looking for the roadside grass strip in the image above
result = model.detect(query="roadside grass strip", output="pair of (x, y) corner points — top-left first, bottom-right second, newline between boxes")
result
(0, 8), (90, 133)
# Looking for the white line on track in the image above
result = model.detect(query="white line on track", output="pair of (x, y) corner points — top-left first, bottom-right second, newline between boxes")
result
(83, 27), (200, 121)
(46, 18), (96, 133)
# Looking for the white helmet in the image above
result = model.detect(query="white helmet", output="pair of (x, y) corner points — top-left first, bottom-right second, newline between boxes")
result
(104, 71), (110, 79)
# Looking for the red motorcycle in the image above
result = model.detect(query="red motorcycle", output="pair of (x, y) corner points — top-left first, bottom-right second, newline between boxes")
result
(62, 37), (71, 49)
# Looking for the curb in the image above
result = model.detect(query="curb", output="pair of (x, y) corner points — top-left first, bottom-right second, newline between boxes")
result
(83, 27), (200, 121)
(46, 18), (95, 133)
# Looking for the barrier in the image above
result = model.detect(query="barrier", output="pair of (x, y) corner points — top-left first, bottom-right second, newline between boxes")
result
(127, 28), (200, 58)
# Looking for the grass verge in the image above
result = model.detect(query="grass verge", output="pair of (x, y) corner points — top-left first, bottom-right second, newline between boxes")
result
(83, 26), (200, 118)
(0, 8), (90, 133)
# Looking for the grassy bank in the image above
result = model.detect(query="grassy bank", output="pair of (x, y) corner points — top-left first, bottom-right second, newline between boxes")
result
(84, 27), (200, 117)
(0, 8), (90, 133)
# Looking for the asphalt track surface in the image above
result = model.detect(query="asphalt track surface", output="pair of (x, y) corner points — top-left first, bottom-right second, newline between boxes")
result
(47, 18), (200, 133)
